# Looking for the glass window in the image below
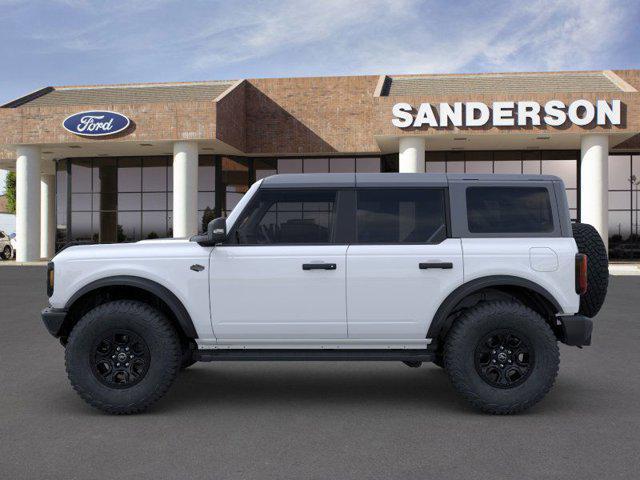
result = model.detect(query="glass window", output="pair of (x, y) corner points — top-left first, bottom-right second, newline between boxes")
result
(493, 160), (522, 174)
(304, 158), (328, 173)
(56, 160), (68, 228)
(143, 157), (167, 192)
(198, 156), (215, 191)
(522, 160), (541, 174)
(446, 161), (464, 173)
(234, 189), (337, 245)
(465, 161), (493, 174)
(70, 211), (93, 242)
(609, 191), (631, 210)
(143, 193), (167, 211)
(278, 158), (302, 174)
(608, 155), (631, 190)
(426, 161), (446, 173)
(71, 159), (92, 192)
(118, 211), (141, 242)
(255, 158), (277, 180)
(118, 158), (142, 192)
(542, 159), (576, 188)
(118, 193), (141, 211)
(356, 157), (380, 173)
(142, 211), (167, 239)
(467, 187), (553, 233)
(356, 189), (447, 244)
(330, 158), (355, 173)
(466, 187), (554, 233)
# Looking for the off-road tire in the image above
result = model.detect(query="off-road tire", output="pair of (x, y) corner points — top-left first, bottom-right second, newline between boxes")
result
(572, 222), (608, 318)
(444, 301), (559, 414)
(65, 300), (181, 414)
(1, 245), (11, 260)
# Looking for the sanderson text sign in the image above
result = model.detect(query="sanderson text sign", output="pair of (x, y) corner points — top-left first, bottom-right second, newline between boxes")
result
(63, 110), (131, 137)
(391, 100), (622, 128)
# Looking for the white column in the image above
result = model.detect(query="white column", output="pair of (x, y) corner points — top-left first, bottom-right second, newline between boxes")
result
(16, 146), (41, 262)
(172, 141), (199, 238)
(399, 137), (425, 173)
(580, 134), (609, 252)
(40, 168), (56, 259)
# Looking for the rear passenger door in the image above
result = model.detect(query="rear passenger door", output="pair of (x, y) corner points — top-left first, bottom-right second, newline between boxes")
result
(346, 188), (463, 340)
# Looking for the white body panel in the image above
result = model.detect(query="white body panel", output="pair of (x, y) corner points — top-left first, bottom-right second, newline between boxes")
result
(210, 245), (348, 339)
(346, 239), (463, 339)
(49, 239), (215, 339)
(461, 238), (580, 315)
(49, 177), (581, 350)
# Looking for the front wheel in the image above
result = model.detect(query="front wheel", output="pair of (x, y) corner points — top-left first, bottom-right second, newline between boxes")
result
(65, 300), (181, 414)
(1, 245), (11, 260)
(444, 301), (559, 414)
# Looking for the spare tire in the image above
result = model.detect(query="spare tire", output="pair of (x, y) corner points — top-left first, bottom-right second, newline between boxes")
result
(572, 222), (608, 317)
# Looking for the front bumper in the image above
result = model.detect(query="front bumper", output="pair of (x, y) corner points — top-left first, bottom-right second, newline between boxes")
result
(41, 307), (68, 337)
(558, 314), (593, 347)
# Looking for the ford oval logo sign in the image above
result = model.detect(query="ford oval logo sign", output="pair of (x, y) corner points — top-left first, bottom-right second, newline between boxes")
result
(62, 110), (130, 137)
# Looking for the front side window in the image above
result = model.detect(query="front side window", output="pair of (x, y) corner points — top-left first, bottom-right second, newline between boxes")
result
(356, 189), (447, 243)
(466, 186), (554, 233)
(234, 189), (338, 244)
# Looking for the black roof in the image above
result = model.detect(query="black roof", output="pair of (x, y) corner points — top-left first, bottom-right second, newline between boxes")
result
(260, 173), (561, 188)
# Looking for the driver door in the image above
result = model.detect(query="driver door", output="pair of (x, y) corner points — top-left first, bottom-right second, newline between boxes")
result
(210, 188), (349, 340)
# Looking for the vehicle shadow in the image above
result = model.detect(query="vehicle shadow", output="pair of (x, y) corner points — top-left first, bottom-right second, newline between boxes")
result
(155, 363), (472, 414)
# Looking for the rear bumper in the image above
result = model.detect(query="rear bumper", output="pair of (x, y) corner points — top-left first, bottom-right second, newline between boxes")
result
(558, 314), (593, 347)
(41, 307), (67, 337)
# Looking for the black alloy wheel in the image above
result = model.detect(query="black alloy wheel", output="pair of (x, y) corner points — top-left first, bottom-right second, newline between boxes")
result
(474, 329), (533, 388)
(91, 330), (151, 388)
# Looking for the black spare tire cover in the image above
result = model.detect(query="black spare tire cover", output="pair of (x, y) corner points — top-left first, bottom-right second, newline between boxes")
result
(572, 222), (608, 317)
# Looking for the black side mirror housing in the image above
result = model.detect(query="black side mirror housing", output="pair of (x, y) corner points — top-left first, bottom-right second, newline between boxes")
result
(208, 217), (227, 244)
(192, 217), (227, 246)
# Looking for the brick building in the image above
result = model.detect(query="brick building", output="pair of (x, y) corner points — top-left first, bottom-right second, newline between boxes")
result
(1, 70), (639, 261)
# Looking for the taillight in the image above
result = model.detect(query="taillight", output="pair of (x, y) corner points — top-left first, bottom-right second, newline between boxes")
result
(575, 254), (587, 295)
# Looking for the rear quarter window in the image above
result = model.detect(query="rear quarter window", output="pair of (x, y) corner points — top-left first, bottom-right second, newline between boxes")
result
(466, 186), (554, 234)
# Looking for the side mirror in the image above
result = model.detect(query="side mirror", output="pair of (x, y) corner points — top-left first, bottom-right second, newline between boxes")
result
(192, 217), (226, 246)
(207, 217), (227, 244)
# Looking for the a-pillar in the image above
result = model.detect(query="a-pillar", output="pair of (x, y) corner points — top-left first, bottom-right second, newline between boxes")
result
(580, 134), (609, 252)
(399, 137), (425, 173)
(40, 160), (56, 259)
(172, 141), (199, 238)
(16, 146), (41, 262)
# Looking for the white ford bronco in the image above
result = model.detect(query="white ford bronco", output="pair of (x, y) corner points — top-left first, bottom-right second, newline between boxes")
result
(42, 173), (608, 414)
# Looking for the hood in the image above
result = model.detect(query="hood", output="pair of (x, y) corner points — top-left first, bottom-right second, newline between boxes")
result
(52, 238), (203, 262)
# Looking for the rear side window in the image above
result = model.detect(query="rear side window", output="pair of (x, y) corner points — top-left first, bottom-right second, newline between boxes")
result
(356, 189), (447, 243)
(466, 187), (554, 233)
(234, 189), (337, 244)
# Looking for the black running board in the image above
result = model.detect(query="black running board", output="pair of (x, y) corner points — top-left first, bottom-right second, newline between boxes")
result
(195, 349), (435, 362)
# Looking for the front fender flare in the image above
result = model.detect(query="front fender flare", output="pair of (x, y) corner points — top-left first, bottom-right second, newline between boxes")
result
(65, 275), (198, 338)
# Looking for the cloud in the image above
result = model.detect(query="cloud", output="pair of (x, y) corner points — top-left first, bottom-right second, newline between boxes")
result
(0, 0), (637, 106)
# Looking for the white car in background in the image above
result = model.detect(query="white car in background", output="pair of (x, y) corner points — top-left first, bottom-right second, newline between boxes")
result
(0, 230), (14, 260)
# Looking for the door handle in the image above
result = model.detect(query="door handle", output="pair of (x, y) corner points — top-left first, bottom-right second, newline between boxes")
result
(419, 262), (453, 269)
(302, 263), (337, 271)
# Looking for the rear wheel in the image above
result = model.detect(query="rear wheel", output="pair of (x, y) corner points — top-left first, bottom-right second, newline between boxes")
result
(65, 300), (181, 414)
(1, 245), (11, 260)
(444, 301), (559, 414)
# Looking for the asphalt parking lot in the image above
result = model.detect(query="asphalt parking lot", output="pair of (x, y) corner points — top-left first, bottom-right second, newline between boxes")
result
(1, 267), (639, 480)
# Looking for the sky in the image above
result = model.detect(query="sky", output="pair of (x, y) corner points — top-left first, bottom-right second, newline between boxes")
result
(1, 0), (639, 192)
